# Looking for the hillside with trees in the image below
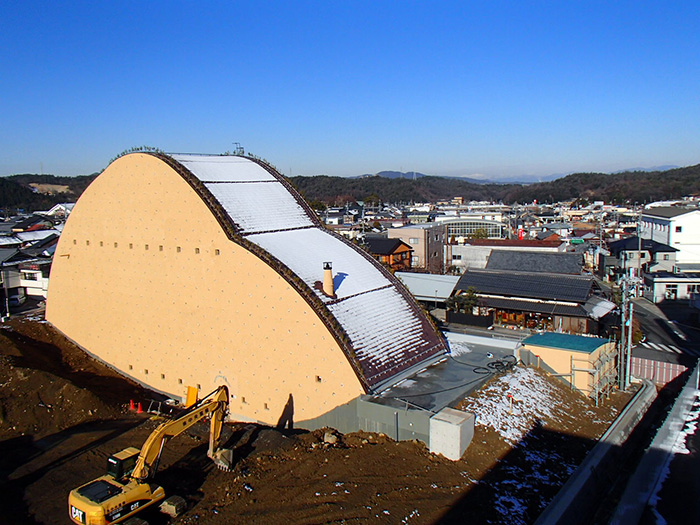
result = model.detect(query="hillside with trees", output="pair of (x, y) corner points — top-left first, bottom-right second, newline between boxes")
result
(292, 163), (700, 205)
(501, 165), (700, 204)
(0, 173), (98, 213)
(2, 162), (700, 212)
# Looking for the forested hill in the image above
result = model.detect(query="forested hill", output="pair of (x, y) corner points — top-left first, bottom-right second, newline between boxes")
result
(3, 163), (700, 212)
(0, 173), (98, 212)
(502, 164), (700, 204)
(291, 164), (700, 205)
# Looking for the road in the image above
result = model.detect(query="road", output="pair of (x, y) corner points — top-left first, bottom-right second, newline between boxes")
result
(631, 297), (700, 358)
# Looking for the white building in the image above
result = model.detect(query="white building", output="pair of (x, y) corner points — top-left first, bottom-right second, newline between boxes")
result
(640, 207), (700, 267)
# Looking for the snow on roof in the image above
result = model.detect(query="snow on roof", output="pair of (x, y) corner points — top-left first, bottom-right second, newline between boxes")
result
(206, 182), (314, 233)
(170, 154), (447, 389)
(0, 236), (20, 247)
(327, 286), (441, 386)
(174, 154), (277, 182)
(15, 230), (62, 242)
(394, 271), (460, 302)
(249, 228), (390, 300)
(583, 295), (617, 320)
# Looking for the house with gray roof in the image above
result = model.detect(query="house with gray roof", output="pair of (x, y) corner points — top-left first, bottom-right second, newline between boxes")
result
(486, 250), (583, 275)
(450, 269), (615, 335)
(605, 236), (678, 279)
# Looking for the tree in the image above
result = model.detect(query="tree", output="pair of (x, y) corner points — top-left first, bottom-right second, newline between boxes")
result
(468, 228), (489, 239)
(447, 287), (479, 313)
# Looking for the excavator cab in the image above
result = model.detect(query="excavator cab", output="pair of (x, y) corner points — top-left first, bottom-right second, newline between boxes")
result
(106, 447), (140, 481)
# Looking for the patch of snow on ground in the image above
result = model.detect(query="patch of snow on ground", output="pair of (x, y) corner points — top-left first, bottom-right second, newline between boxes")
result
(648, 390), (700, 522)
(672, 394), (700, 455)
(461, 366), (557, 444)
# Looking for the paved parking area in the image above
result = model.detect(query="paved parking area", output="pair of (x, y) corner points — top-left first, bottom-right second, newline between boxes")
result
(375, 332), (521, 413)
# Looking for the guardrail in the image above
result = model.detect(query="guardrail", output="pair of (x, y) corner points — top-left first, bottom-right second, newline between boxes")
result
(535, 379), (658, 524)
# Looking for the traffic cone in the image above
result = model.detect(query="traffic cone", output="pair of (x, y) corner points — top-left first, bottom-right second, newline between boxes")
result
(137, 402), (143, 414)
(130, 400), (135, 411)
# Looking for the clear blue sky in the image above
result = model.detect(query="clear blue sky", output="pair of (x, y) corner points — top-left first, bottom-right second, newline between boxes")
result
(2, 1), (699, 180)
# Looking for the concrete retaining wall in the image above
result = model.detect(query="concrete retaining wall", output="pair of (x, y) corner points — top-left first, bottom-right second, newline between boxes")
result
(535, 379), (658, 524)
(610, 361), (700, 524)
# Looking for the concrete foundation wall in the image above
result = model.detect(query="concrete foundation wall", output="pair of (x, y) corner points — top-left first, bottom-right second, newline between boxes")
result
(299, 396), (433, 443)
(299, 396), (474, 460)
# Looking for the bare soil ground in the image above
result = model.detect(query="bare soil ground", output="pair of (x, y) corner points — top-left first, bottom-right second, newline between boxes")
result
(28, 183), (71, 195)
(0, 316), (633, 525)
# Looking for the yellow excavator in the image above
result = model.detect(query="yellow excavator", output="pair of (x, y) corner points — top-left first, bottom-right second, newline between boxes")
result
(68, 386), (233, 525)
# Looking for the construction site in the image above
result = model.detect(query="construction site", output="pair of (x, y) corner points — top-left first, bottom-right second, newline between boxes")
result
(1, 152), (696, 524)
(1, 315), (643, 524)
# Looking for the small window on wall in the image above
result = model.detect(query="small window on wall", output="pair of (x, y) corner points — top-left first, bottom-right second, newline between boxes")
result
(21, 272), (38, 281)
(409, 238), (419, 244)
(676, 226), (682, 233)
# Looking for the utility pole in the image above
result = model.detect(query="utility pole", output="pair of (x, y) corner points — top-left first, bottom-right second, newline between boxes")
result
(1, 264), (10, 321)
(636, 204), (642, 297)
(619, 279), (627, 389)
(618, 277), (636, 390)
(626, 300), (634, 389)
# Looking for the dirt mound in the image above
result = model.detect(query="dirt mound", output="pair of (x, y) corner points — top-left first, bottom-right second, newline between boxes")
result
(0, 316), (633, 524)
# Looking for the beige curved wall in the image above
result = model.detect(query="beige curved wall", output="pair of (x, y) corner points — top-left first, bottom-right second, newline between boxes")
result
(46, 153), (364, 424)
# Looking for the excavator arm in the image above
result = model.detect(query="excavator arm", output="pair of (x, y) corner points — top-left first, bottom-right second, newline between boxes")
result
(131, 385), (230, 480)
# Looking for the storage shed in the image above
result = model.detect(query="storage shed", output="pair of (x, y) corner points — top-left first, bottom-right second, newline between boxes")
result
(518, 333), (617, 401)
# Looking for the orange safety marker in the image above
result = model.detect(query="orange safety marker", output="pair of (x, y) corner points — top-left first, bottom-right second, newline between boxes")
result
(137, 402), (143, 414)
(130, 399), (135, 411)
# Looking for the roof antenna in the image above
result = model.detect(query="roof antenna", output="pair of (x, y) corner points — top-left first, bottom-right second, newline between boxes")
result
(233, 142), (245, 156)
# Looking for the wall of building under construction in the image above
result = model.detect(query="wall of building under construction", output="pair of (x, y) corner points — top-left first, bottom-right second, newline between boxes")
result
(46, 154), (364, 426)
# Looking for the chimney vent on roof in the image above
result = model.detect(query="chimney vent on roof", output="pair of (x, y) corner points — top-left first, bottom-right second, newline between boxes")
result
(323, 262), (335, 297)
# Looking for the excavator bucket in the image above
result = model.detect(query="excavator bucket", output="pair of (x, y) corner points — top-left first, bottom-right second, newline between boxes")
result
(209, 448), (235, 471)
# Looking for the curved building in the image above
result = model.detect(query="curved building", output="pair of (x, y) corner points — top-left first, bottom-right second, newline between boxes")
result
(47, 153), (447, 426)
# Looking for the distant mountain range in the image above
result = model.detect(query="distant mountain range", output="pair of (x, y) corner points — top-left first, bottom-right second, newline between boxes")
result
(357, 166), (681, 185)
(358, 171), (488, 185)
(294, 163), (700, 205)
